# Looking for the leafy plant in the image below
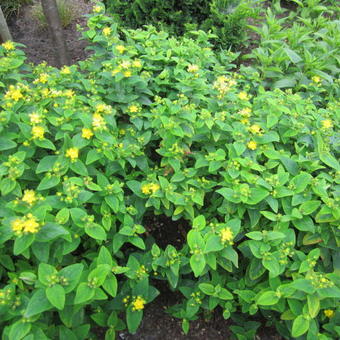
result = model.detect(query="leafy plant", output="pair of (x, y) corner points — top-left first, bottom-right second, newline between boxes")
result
(1, 0), (32, 18)
(104, 0), (263, 49)
(0, 2), (339, 340)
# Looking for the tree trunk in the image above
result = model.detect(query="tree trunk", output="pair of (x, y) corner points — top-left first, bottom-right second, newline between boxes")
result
(0, 6), (12, 43)
(41, 0), (70, 67)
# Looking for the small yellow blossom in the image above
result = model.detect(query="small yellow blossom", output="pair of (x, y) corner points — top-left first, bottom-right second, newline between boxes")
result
(11, 218), (24, 233)
(238, 91), (249, 100)
(82, 128), (94, 139)
(24, 214), (40, 233)
(120, 60), (131, 69)
(5, 87), (23, 101)
(95, 103), (111, 114)
(60, 66), (71, 75)
(240, 118), (249, 125)
(93, 5), (102, 13)
(132, 59), (142, 68)
(324, 309), (334, 318)
(92, 113), (106, 130)
(2, 41), (15, 51)
(312, 76), (321, 83)
(116, 45), (126, 54)
(103, 27), (112, 36)
(64, 90), (75, 98)
(247, 141), (257, 150)
(220, 227), (233, 242)
(124, 71), (132, 77)
(31, 126), (45, 140)
(36, 73), (48, 84)
(66, 147), (79, 161)
(249, 124), (262, 134)
(187, 64), (199, 73)
(29, 112), (42, 124)
(321, 119), (333, 129)
(11, 214), (40, 234)
(22, 190), (38, 205)
(238, 107), (251, 117)
(132, 296), (146, 311)
(141, 183), (160, 195)
(128, 105), (139, 113)
(112, 68), (121, 76)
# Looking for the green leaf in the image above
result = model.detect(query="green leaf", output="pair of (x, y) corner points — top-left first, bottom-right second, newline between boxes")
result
(262, 257), (281, 277)
(292, 315), (309, 338)
(14, 234), (35, 255)
(0, 178), (16, 195)
(307, 295), (320, 318)
(0, 137), (17, 151)
(9, 321), (31, 340)
(299, 200), (321, 215)
(85, 225), (106, 240)
(70, 160), (88, 176)
(103, 274), (118, 297)
(74, 282), (95, 304)
(105, 195), (119, 213)
(46, 284), (65, 310)
(292, 216), (315, 232)
(319, 152), (340, 171)
(190, 254), (206, 277)
(59, 263), (84, 293)
(284, 48), (302, 63)
(88, 264), (111, 287)
(256, 291), (279, 306)
(36, 156), (58, 173)
(204, 234), (223, 253)
(247, 187), (269, 205)
(36, 223), (69, 242)
(126, 307), (143, 334)
(199, 283), (215, 295)
(187, 230), (204, 250)
(25, 289), (53, 317)
(193, 215), (206, 230)
(37, 176), (60, 190)
(38, 263), (57, 286)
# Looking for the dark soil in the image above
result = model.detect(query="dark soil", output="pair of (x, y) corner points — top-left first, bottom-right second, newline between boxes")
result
(8, 0), (93, 67)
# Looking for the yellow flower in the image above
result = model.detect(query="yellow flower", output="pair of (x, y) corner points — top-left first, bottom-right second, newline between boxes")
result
(66, 147), (79, 161)
(132, 296), (146, 311)
(240, 118), (249, 125)
(324, 309), (334, 318)
(141, 183), (160, 195)
(82, 128), (94, 139)
(64, 90), (75, 98)
(116, 45), (126, 54)
(36, 73), (48, 84)
(5, 87), (23, 101)
(60, 66), (71, 75)
(120, 60), (131, 69)
(238, 91), (249, 100)
(93, 5), (102, 13)
(124, 71), (132, 77)
(187, 64), (199, 73)
(11, 218), (24, 233)
(95, 103), (111, 114)
(2, 41), (15, 51)
(321, 119), (333, 129)
(238, 108), (251, 117)
(220, 227), (233, 242)
(22, 190), (38, 205)
(247, 141), (257, 150)
(128, 105), (139, 113)
(249, 124), (261, 134)
(92, 113), (106, 130)
(29, 112), (42, 124)
(112, 68), (120, 76)
(23, 214), (40, 233)
(132, 59), (142, 68)
(31, 126), (45, 140)
(103, 27), (112, 36)
(312, 76), (321, 83)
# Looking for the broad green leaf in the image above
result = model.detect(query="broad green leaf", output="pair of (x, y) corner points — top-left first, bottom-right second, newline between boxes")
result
(256, 291), (279, 306)
(46, 284), (65, 310)
(292, 315), (309, 338)
(190, 254), (206, 277)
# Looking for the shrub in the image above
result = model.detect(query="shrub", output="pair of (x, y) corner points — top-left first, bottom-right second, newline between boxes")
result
(0, 4), (339, 340)
(1, 0), (32, 18)
(243, 0), (340, 95)
(104, 0), (263, 49)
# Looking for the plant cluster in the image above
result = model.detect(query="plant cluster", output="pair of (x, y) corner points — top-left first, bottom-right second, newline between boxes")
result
(104, 0), (263, 49)
(0, 2), (339, 340)
(1, 0), (32, 19)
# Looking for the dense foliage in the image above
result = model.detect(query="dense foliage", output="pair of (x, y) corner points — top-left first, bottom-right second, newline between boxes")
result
(104, 0), (262, 48)
(0, 2), (339, 340)
(1, 0), (31, 18)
